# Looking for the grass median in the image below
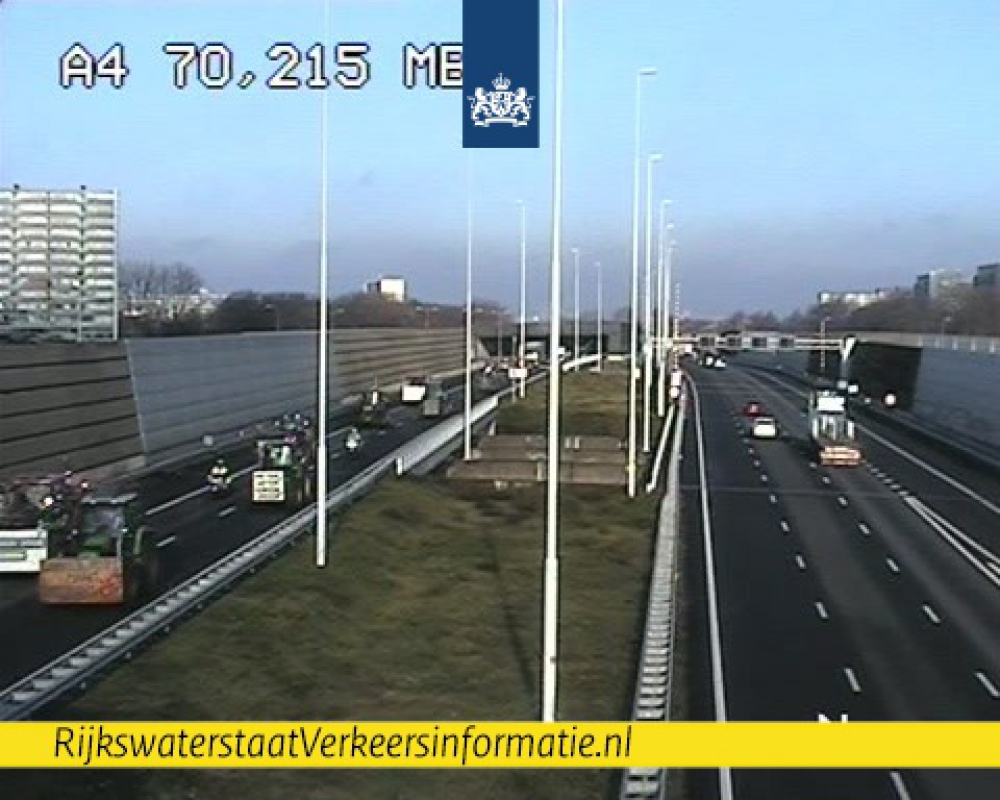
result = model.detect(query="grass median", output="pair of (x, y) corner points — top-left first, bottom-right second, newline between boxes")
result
(14, 369), (659, 800)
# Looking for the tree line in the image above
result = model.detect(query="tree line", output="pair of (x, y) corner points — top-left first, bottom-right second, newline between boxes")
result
(117, 262), (512, 337)
(716, 284), (1000, 337)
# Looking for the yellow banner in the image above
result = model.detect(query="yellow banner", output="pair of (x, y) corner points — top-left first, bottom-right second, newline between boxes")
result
(5, 722), (1000, 768)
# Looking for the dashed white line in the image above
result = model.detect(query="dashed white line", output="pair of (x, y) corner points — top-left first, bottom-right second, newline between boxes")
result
(922, 604), (941, 625)
(821, 476), (831, 485)
(218, 506), (236, 518)
(780, 520), (791, 533)
(795, 554), (807, 570)
(769, 493), (778, 505)
(760, 474), (769, 483)
(889, 482), (902, 491)
(814, 601), (829, 620)
(886, 557), (900, 574)
(837, 496), (849, 508)
(889, 771), (913, 800)
(844, 667), (862, 694)
(859, 424), (1000, 518)
(858, 522), (871, 537)
(156, 535), (177, 549)
(809, 462), (817, 470)
(975, 671), (1000, 699)
(753, 459), (761, 469)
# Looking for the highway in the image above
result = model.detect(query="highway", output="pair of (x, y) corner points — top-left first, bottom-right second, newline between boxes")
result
(682, 359), (1000, 800)
(0, 387), (480, 695)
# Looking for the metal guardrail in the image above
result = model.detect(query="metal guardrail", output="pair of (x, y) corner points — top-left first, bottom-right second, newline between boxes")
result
(620, 396), (686, 800)
(561, 353), (601, 372)
(395, 396), (500, 475)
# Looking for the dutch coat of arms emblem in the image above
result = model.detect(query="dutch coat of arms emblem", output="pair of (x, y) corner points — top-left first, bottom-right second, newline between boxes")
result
(468, 74), (533, 128)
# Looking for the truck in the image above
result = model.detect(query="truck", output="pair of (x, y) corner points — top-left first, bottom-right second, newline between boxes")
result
(421, 379), (449, 418)
(807, 388), (861, 466)
(0, 475), (90, 574)
(37, 492), (160, 605)
(251, 431), (316, 506)
(401, 376), (428, 405)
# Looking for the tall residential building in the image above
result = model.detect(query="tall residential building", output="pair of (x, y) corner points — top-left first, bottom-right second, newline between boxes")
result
(0, 186), (118, 341)
(913, 269), (966, 302)
(972, 263), (999, 291)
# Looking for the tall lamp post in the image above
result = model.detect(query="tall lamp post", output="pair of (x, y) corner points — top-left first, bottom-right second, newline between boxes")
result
(643, 152), (662, 453)
(464, 153), (474, 460)
(572, 246), (580, 369)
(628, 66), (657, 497)
(596, 260), (603, 372)
(542, 0), (567, 723)
(518, 200), (527, 398)
(315, 0), (331, 568)
(656, 202), (670, 417)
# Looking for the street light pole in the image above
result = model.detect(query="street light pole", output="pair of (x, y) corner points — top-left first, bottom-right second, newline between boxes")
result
(464, 152), (474, 461)
(518, 200), (527, 398)
(656, 201), (668, 417)
(572, 247), (580, 369)
(315, 0), (331, 568)
(628, 66), (657, 498)
(643, 152), (662, 453)
(596, 260), (603, 372)
(542, 0), (566, 724)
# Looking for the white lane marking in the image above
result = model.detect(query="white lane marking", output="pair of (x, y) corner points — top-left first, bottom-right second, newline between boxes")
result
(889, 482), (902, 491)
(860, 425), (1000, 519)
(795, 554), (807, 570)
(838, 496), (849, 508)
(760, 474), (769, 483)
(922, 604), (941, 625)
(780, 520), (791, 533)
(821, 476), (831, 485)
(890, 771), (913, 800)
(905, 496), (1000, 590)
(769, 493), (778, 504)
(686, 375), (735, 800)
(858, 522), (872, 536)
(218, 506), (236, 518)
(809, 462), (817, 470)
(753, 459), (761, 469)
(886, 557), (900, 574)
(814, 601), (829, 620)
(844, 667), (862, 694)
(156, 535), (177, 549)
(147, 423), (353, 516)
(975, 671), (1000, 699)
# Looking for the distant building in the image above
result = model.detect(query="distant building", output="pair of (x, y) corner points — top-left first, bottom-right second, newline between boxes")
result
(0, 185), (118, 341)
(972, 263), (1000, 291)
(365, 276), (406, 303)
(121, 287), (223, 320)
(914, 269), (966, 303)
(816, 288), (890, 308)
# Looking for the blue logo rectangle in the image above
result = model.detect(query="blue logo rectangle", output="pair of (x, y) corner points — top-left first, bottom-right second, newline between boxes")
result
(463, 0), (540, 149)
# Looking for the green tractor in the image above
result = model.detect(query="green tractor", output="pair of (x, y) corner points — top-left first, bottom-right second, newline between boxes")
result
(251, 434), (316, 507)
(38, 493), (161, 605)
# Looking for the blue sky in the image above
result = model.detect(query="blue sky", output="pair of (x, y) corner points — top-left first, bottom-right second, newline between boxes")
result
(2, 0), (999, 316)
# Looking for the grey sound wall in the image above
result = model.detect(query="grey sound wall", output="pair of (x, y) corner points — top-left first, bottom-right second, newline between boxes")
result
(127, 328), (478, 464)
(0, 343), (144, 481)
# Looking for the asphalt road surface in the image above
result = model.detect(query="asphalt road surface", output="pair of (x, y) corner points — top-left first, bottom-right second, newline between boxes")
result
(681, 360), (1000, 800)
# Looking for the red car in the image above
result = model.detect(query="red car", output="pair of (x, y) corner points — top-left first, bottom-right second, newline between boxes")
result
(742, 401), (765, 418)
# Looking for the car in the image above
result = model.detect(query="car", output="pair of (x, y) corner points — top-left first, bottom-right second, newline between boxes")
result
(751, 416), (780, 439)
(713, 356), (727, 369)
(743, 400), (765, 418)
